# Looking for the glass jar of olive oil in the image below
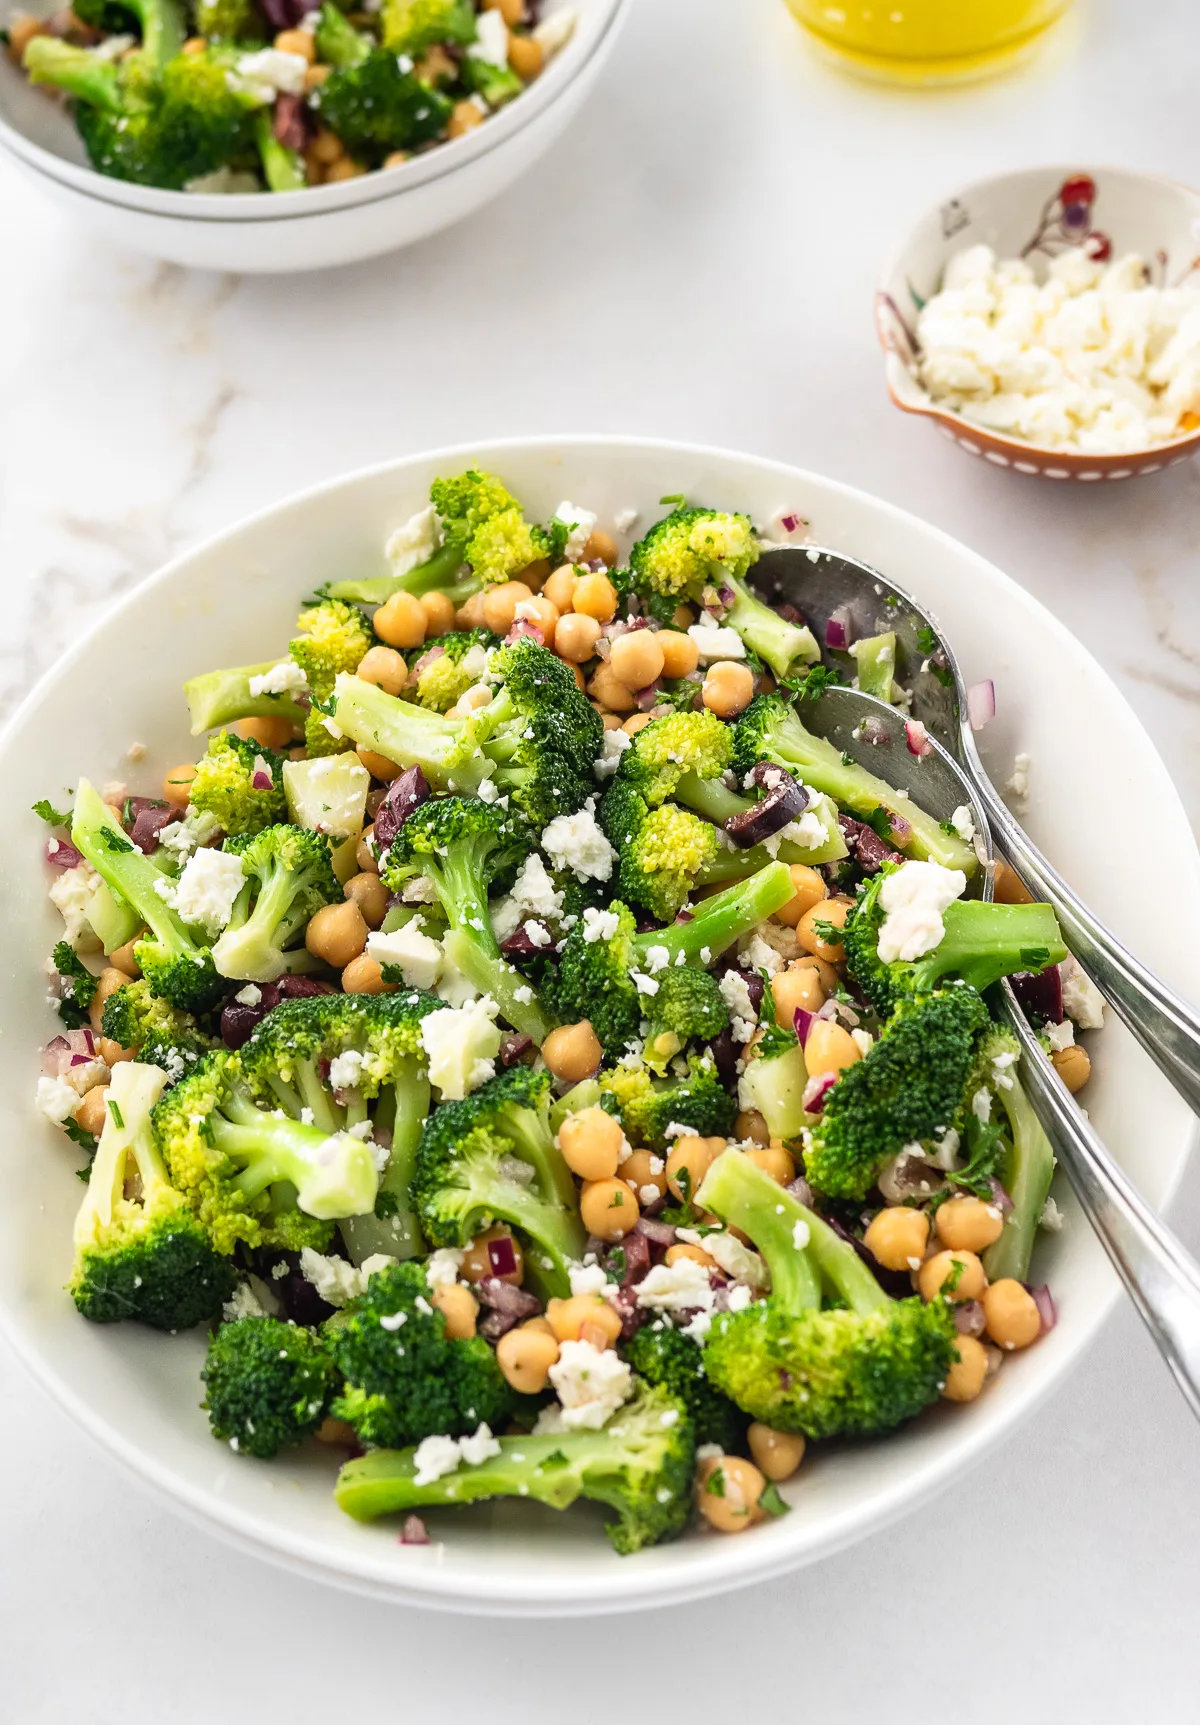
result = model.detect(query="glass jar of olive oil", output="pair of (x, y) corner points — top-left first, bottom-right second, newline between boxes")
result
(784, 0), (1072, 84)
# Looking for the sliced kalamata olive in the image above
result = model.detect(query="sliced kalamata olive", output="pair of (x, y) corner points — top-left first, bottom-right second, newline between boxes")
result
(707, 1028), (740, 1091)
(476, 1278), (540, 1319)
(1011, 964), (1064, 1025)
(272, 92), (311, 152)
(46, 838), (83, 868)
(267, 1253), (337, 1326)
(373, 764), (431, 851)
(776, 601), (807, 627)
(825, 1213), (913, 1300)
(725, 764), (808, 848)
(500, 1032), (533, 1066)
(220, 975), (335, 1048)
(128, 802), (174, 855)
(500, 923), (552, 958)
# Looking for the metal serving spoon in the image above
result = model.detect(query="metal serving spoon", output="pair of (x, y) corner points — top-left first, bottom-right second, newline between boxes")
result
(763, 544), (1200, 1119)
(819, 684), (1200, 1420)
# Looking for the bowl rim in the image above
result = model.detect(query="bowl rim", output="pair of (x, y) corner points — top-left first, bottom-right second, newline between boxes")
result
(1, 432), (1195, 1613)
(874, 161), (1200, 472)
(0, 0), (627, 224)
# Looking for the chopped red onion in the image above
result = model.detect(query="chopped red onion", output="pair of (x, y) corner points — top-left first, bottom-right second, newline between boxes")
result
(802, 1073), (837, 1114)
(784, 1175), (813, 1206)
(905, 719), (932, 759)
(860, 715), (891, 747)
(411, 644), (445, 679)
(633, 678), (663, 711)
(1030, 1283), (1057, 1333)
(954, 1300), (986, 1336)
(505, 619), (545, 648)
(487, 1236), (518, 1279)
(825, 607), (853, 651)
(399, 1515), (431, 1546)
(674, 909), (694, 923)
(988, 1177), (1014, 1214)
(46, 838), (82, 868)
(41, 1036), (72, 1078)
(633, 1216), (677, 1247)
(251, 755), (274, 791)
(888, 810), (913, 843)
(794, 1007), (815, 1047)
(967, 680), (996, 731)
(779, 513), (802, 533)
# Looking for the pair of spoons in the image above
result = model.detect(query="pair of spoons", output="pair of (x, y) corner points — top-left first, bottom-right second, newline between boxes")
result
(762, 544), (1200, 1421)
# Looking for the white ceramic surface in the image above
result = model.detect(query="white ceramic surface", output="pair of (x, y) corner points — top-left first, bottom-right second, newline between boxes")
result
(0, 0), (628, 270)
(0, 435), (1195, 1615)
(876, 164), (1200, 478)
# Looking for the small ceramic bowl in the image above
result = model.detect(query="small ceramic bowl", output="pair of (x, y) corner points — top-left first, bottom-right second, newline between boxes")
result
(0, 0), (628, 271)
(876, 164), (1200, 480)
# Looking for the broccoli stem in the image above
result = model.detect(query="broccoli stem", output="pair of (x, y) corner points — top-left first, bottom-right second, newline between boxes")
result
(673, 771), (747, 824)
(342, 1059), (429, 1263)
(724, 578), (820, 679)
(74, 1064), (170, 1253)
(631, 860), (796, 967)
(23, 39), (123, 107)
(331, 674), (484, 791)
(71, 780), (206, 964)
(983, 1068), (1056, 1283)
(210, 1086), (378, 1219)
(315, 0), (369, 66)
(921, 901), (1068, 995)
(255, 113), (306, 192)
(693, 1151), (821, 1310)
(136, 0), (186, 68)
(441, 928), (553, 1043)
(184, 662), (307, 736)
(335, 1426), (615, 1521)
(673, 774), (848, 872)
(735, 1043), (810, 1141)
(326, 541), (477, 608)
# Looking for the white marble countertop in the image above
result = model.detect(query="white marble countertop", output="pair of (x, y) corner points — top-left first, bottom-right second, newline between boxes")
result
(4, 0), (1200, 1714)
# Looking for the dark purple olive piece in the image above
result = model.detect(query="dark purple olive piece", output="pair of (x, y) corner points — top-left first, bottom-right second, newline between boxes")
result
(826, 1213), (914, 1300)
(707, 1028), (740, 1091)
(725, 763), (808, 849)
(128, 802), (174, 855)
(500, 923), (552, 958)
(499, 1032), (533, 1066)
(1011, 964), (1064, 1025)
(219, 975), (336, 1048)
(272, 91), (311, 152)
(266, 1253), (337, 1326)
(373, 765), (431, 851)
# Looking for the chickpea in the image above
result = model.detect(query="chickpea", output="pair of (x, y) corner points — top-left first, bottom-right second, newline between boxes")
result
(936, 1195), (1005, 1254)
(696, 1455), (768, 1534)
(315, 1416), (359, 1446)
(97, 1037), (135, 1067)
(555, 612), (602, 664)
(656, 630), (699, 679)
(163, 763), (196, 808)
(382, 150), (409, 171)
(586, 665), (637, 714)
(744, 1144), (795, 1185)
(580, 1177), (640, 1241)
(514, 594), (559, 646)
(573, 571), (618, 622)
(446, 683), (493, 720)
(1052, 1044), (1091, 1094)
(773, 864), (827, 929)
(461, 1226), (524, 1285)
(6, 14), (48, 61)
(665, 1135), (719, 1202)
(415, 41), (456, 80)
(993, 858), (1034, 905)
(419, 591), (456, 637)
(305, 900), (368, 968)
(797, 953), (839, 995)
(309, 127), (344, 166)
(557, 1106), (625, 1181)
(623, 713), (655, 736)
(234, 715), (297, 750)
(373, 591), (426, 649)
(771, 961), (825, 1029)
(942, 1333), (989, 1402)
(341, 954), (390, 995)
(542, 566), (578, 612)
(542, 1020), (603, 1083)
(703, 661), (756, 718)
(304, 62), (330, 90)
(666, 1242), (718, 1271)
(503, 28), (542, 78)
(87, 967), (129, 1034)
(355, 645), (408, 697)
(496, 1325), (559, 1395)
(74, 1086), (110, 1138)
(356, 746), (402, 782)
(325, 158), (365, 183)
(672, 605), (696, 630)
(274, 24), (315, 58)
(600, 712), (624, 732)
(796, 896), (850, 963)
(448, 98), (485, 138)
(355, 825), (378, 874)
(747, 1423), (806, 1482)
(582, 528), (619, 566)
(609, 630), (665, 691)
(109, 938), (142, 979)
(624, 1148), (667, 1204)
(864, 1205), (930, 1272)
(481, 580), (533, 635)
(981, 1279), (1042, 1350)
(431, 1281), (478, 1339)
(803, 1018), (861, 1079)
(455, 592), (488, 629)
(918, 1248), (986, 1304)
(344, 871), (388, 929)
(546, 1294), (623, 1346)
(734, 1108), (770, 1146)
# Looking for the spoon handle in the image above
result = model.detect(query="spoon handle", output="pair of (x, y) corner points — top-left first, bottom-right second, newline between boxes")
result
(999, 985), (1200, 1422)
(969, 752), (1200, 1118)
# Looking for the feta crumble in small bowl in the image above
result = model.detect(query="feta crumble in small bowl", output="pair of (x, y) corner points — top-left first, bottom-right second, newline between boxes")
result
(876, 164), (1200, 479)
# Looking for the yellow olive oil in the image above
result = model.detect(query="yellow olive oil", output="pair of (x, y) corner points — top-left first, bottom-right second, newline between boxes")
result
(784, 0), (1072, 85)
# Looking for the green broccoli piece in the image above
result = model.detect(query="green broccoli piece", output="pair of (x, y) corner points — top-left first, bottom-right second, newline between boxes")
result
(315, 50), (453, 166)
(194, 0), (262, 39)
(326, 1260), (513, 1449)
(697, 1150), (958, 1440)
(550, 861), (795, 1059)
(626, 1323), (746, 1452)
(100, 978), (215, 1082)
(211, 824), (340, 984)
(848, 632), (901, 704)
(599, 785), (720, 922)
(382, 0), (478, 54)
(189, 731), (288, 837)
(804, 987), (993, 1202)
(641, 967), (730, 1074)
(630, 506), (818, 679)
(408, 629), (497, 712)
(70, 779), (224, 1014)
(614, 708), (734, 807)
(290, 599), (374, 756)
(334, 1381), (694, 1555)
(462, 50), (523, 110)
(411, 1065), (585, 1297)
(841, 863), (1067, 1017)
(183, 660), (307, 738)
(380, 795), (553, 1040)
(70, 1061), (235, 1328)
(254, 109), (306, 192)
(977, 1028), (1057, 1285)
(731, 695), (976, 874)
(71, 0), (183, 66)
(52, 940), (99, 1029)
(202, 1315), (336, 1457)
(600, 1055), (735, 1154)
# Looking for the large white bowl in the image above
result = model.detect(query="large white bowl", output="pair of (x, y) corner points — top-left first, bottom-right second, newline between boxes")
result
(1, 436), (1195, 1614)
(0, 0), (628, 270)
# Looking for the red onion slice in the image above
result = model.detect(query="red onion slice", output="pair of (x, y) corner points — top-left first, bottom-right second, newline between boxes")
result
(954, 1300), (986, 1336)
(905, 719), (932, 759)
(46, 838), (82, 868)
(411, 644), (445, 680)
(825, 608), (852, 651)
(967, 679), (996, 731)
(802, 1073), (838, 1113)
(487, 1236), (518, 1279)
(988, 1176), (1014, 1214)
(794, 1007), (814, 1047)
(779, 513), (803, 533)
(251, 755), (274, 791)
(633, 678), (663, 711)
(1030, 1283), (1057, 1333)
(399, 1515), (431, 1546)
(784, 1175), (813, 1206)
(887, 809), (913, 844)
(41, 1036), (72, 1077)
(505, 619), (546, 648)
(633, 1216), (677, 1247)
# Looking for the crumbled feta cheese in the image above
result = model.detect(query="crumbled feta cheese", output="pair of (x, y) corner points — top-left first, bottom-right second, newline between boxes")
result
(678, 1227), (768, 1289)
(412, 1433), (465, 1486)
(643, 945), (671, 975)
(740, 932), (784, 976)
(1040, 1195), (1065, 1232)
(950, 804), (977, 843)
(1044, 1017), (1076, 1053)
(222, 1280), (275, 1322)
(971, 1087), (993, 1123)
(682, 1311), (712, 1342)
(491, 853), (565, 943)
(234, 983), (262, 1007)
(533, 5), (577, 56)
(328, 1049), (365, 1093)
(298, 1247), (380, 1308)
(247, 660), (307, 698)
(687, 623), (746, 662)
(467, 7), (509, 65)
(36, 1074), (88, 1124)
(631, 971), (659, 997)
(850, 1028), (874, 1057)
(367, 923), (443, 991)
(421, 996), (502, 1099)
(522, 920), (552, 948)
(425, 1248), (464, 1287)
(172, 847), (245, 937)
(540, 801), (615, 882)
(229, 47), (308, 101)
(719, 970), (757, 1043)
(581, 906), (621, 943)
(386, 504), (442, 577)
(593, 727), (632, 780)
(876, 860), (967, 964)
(547, 1339), (634, 1430)
(567, 1262), (611, 1298)
(156, 807), (219, 864)
(458, 1423), (503, 1467)
(1006, 751), (1031, 807)
(1060, 955), (1105, 1031)
(554, 500), (598, 562)
(791, 1219), (810, 1251)
(635, 1257), (714, 1313)
(48, 859), (100, 949)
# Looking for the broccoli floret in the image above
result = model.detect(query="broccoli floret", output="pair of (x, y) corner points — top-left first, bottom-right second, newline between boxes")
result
(70, 1061), (235, 1328)
(462, 51), (524, 110)
(334, 1381), (694, 1554)
(976, 1029), (1057, 1285)
(194, 0), (262, 39)
(600, 1055), (735, 1153)
(315, 50), (453, 165)
(254, 108), (306, 192)
(211, 825), (340, 984)
(731, 696), (976, 873)
(382, 0), (478, 54)
(52, 940), (99, 1029)
(101, 978), (215, 1082)
(409, 629), (496, 712)
(550, 861), (795, 1059)
(640, 967), (730, 1074)
(325, 1260), (512, 1448)
(70, 779), (224, 1014)
(189, 731), (288, 837)
(697, 1150), (958, 1440)
(841, 863), (1068, 1017)
(332, 637), (602, 825)
(290, 599), (374, 756)
(615, 708), (734, 807)
(600, 784), (720, 922)
(626, 1324), (746, 1452)
(380, 796), (553, 1040)
(202, 1316), (336, 1457)
(848, 632), (901, 704)
(804, 988), (993, 1202)
(183, 659), (307, 738)
(411, 1065), (585, 1297)
(630, 507), (818, 679)
(71, 0), (183, 65)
